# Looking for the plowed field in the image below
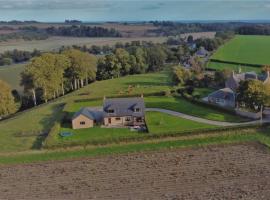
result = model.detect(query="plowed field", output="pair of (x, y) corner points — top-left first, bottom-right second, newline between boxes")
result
(0, 143), (270, 199)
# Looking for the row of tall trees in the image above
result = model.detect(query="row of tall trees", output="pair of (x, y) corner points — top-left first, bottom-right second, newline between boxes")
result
(21, 49), (97, 105)
(0, 80), (16, 117)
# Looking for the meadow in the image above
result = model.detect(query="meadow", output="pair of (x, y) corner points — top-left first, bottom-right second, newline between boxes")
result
(207, 61), (261, 73)
(0, 63), (25, 92)
(211, 35), (270, 67)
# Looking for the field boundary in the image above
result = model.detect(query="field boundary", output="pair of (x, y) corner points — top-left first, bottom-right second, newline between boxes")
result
(210, 59), (263, 68)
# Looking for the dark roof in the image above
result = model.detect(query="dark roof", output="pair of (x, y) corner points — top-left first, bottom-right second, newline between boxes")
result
(208, 88), (235, 102)
(196, 46), (208, 56)
(72, 107), (104, 122)
(103, 97), (145, 117)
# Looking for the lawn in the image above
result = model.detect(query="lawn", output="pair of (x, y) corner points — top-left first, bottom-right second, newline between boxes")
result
(207, 61), (261, 73)
(0, 127), (269, 165)
(144, 96), (247, 122)
(0, 63), (25, 92)
(211, 35), (270, 66)
(0, 71), (172, 153)
(146, 111), (217, 134)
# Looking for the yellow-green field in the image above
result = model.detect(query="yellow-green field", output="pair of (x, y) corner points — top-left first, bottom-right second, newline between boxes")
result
(0, 63), (25, 92)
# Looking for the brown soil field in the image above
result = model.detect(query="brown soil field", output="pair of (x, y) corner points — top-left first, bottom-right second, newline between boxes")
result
(0, 142), (269, 200)
(180, 31), (216, 40)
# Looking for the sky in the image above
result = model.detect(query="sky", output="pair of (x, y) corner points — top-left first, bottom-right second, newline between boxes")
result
(0, 0), (270, 22)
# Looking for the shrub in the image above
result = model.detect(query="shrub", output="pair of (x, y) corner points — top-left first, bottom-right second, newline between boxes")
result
(43, 122), (61, 148)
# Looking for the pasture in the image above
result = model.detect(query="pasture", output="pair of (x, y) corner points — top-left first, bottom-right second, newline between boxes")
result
(0, 63), (25, 92)
(207, 61), (261, 73)
(211, 35), (270, 67)
(0, 36), (167, 53)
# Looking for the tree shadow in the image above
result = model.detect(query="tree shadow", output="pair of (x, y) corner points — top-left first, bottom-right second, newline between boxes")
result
(31, 103), (65, 150)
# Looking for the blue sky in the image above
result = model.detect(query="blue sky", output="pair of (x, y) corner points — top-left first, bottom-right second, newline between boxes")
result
(1, 0), (270, 22)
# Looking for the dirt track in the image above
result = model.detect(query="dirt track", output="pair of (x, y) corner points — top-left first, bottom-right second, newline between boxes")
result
(0, 143), (270, 200)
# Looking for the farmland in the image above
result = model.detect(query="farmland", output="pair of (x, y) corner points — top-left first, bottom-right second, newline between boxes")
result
(0, 143), (270, 199)
(0, 63), (25, 92)
(207, 61), (261, 73)
(209, 35), (270, 72)
(0, 36), (168, 53)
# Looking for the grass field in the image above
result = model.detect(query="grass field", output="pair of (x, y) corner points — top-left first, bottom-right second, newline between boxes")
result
(145, 96), (246, 122)
(211, 35), (270, 67)
(0, 72), (172, 153)
(207, 61), (261, 73)
(0, 36), (167, 53)
(0, 128), (269, 165)
(45, 111), (217, 148)
(146, 111), (216, 134)
(0, 63), (25, 92)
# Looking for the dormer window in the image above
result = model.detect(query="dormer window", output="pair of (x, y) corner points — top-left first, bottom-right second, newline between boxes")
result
(108, 109), (114, 113)
(134, 108), (140, 112)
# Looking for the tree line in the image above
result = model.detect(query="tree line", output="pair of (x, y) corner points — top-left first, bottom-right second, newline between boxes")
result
(0, 49), (41, 66)
(45, 25), (121, 37)
(21, 49), (97, 106)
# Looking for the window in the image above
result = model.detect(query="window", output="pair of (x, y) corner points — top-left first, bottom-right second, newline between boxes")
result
(125, 117), (131, 121)
(136, 117), (143, 122)
(108, 109), (114, 113)
(134, 108), (140, 112)
(80, 121), (86, 125)
(115, 117), (121, 121)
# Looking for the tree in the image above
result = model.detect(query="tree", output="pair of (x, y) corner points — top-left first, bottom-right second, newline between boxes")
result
(237, 80), (268, 111)
(187, 35), (194, 43)
(190, 56), (204, 73)
(115, 48), (131, 76)
(64, 49), (97, 89)
(0, 80), (16, 117)
(171, 66), (192, 85)
(214, 69), (232, 87)
(146, 45), (167, 72)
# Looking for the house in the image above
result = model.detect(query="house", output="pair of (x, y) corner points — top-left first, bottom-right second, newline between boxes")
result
(207, 88), (236, 108)
(196, 46), (208, 57)
(72, 97), (146, 129)
(72, 108), (104, 129)
(226, 71), (270, 91)
(103, 97), (145, 127)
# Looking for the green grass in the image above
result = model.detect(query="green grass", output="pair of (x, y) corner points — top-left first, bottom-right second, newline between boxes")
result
(193, 87), (215, 97)
(0, 71), (172, 153)
(0, 63), (25, 92)
(145, 96), (246, 122)
(0, 129), (269, 165)
(212, 35), (270, 66)
(146, 111), (216, 134)
(207, 61), (261, 73)
(46, 111), (217, 148)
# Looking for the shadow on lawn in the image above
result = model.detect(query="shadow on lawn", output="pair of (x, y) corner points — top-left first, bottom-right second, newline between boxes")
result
(31, 103), (65, 150)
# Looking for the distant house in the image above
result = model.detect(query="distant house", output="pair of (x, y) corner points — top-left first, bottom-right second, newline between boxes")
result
(103, 97), (145, 127)
(196, 46), (208, 57)
(72, 97), (145, 129)
(207, 88), (236, 108)
(226, 71), (270, 91)
(72, 108), (104, 129)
